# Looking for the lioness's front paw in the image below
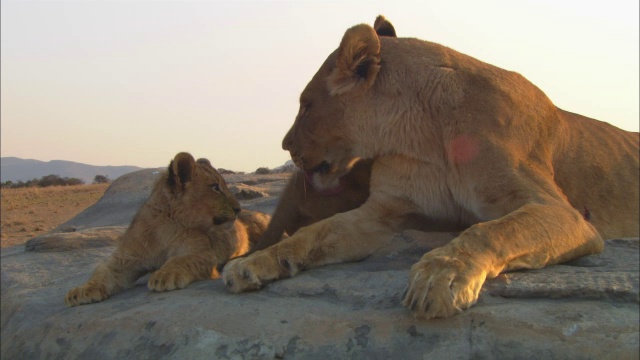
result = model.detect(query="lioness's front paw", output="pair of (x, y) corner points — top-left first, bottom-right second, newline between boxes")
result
(65, 284), (108, 307)
(148, 269), (191, 292)
(402, 249), (487, 319)
(222, 250), (290, 293)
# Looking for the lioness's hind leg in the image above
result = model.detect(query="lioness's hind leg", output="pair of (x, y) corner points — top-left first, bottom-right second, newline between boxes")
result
(148, 252), (217, 291)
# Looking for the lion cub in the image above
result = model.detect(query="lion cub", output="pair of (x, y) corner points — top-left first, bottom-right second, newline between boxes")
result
(65, 152), (270, 306)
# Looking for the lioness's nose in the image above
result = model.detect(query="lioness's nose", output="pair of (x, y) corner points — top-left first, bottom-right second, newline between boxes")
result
(282, 130), (293, 151)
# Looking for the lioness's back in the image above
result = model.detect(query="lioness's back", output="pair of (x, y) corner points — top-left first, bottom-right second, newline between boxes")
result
(379, 36), (639, 239)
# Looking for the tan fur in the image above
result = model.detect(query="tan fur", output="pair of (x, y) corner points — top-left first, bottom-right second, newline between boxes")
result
(65, 152), (270, 306)
(223, 17), (639, 319)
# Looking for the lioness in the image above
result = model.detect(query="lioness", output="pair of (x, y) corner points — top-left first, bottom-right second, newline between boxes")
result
(223, 16), (639, 319)
(66, 152), (270, 306)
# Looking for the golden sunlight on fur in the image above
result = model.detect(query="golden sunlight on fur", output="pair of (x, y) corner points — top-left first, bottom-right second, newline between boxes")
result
(222, 16), (639, 319)
(65, 152), (269, 306)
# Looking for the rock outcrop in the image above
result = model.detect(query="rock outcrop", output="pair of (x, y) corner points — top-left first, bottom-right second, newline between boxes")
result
(2, 170), (638, 359)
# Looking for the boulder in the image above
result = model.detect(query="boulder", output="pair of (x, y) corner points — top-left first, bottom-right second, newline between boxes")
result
(2, 170), (638, 359)
(228, 184), (269, 201)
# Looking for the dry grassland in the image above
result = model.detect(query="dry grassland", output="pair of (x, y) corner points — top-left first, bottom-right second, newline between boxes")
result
(1, 184), (109, 248)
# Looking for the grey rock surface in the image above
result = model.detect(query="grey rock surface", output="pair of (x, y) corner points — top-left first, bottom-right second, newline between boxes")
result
(2, 170), (639, 359)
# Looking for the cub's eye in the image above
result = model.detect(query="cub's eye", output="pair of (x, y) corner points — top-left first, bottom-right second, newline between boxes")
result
(211, 183), (221, 192)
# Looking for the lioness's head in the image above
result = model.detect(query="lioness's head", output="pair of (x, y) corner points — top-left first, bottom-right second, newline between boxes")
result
(282, 16), (395, 194)
(163, 152), (240, 231)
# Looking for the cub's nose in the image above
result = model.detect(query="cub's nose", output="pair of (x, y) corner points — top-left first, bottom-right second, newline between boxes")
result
(233, 206), (241, 215)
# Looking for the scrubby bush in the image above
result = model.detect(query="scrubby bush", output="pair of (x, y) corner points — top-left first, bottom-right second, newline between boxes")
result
(1, 175), (85, 188)
(255, 167), (271, 175)
(38, 174), (84, 187)
(38, 175), (65, 187)
(63, 177), (84, 186)
(93, 175), (110, 184)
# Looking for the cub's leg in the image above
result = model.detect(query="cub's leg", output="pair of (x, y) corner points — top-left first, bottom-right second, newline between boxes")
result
(65, 251), (146, 306)
(403, 202), (603, 319)
(223, 198), (410, 292)
(148, 247), (218, 292)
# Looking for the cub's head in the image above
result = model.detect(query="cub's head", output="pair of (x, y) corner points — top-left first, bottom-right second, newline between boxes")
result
(282, 16), (394, 194)
(162, 152), (240, 231)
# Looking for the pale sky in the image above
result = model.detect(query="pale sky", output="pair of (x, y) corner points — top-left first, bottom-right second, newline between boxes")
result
(2, 0), (638, 172)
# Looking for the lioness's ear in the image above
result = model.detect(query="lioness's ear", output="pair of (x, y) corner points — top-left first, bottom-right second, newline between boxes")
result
(373, 15), (396, 38)
(168, 152), (196, 190)
(327, 24), (381, 96)
(196, 158), (213, 168)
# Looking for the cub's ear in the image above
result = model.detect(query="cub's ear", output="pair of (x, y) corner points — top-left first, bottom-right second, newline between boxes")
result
(327, 24), (381, 96)
(373, 15), (396, 37)
(168, 152), (197, 190)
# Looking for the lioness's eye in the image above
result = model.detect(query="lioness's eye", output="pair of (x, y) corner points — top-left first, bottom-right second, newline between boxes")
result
(211, 183), (221, 192)
(298, 100), (312, 116)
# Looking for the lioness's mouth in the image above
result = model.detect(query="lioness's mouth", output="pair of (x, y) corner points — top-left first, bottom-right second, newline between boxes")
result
(303, 161), (346, 196)
(213, 215), (235, 226)
(314, 161), (332, 175)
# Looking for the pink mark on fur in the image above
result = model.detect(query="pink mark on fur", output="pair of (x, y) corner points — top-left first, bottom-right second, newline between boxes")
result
(447, 135), (480, 165)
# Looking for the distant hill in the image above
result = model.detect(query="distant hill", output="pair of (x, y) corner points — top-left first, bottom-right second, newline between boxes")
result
(0, 157), (144, 184)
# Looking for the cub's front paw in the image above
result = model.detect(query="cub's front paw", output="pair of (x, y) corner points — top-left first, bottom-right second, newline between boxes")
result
(148, 269), (191, 292)
(222, 250), (290, 293)
(65, 284), (108, 307)
(402, 249), (487, 319)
